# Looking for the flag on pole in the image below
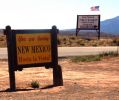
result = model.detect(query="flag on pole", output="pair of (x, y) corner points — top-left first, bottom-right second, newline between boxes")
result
(90, 6), (99, 11)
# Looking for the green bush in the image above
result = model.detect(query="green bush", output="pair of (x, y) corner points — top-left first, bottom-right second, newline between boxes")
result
(31, 81), (40, 88)
(71, 51), (118, 62)
(71, 55), (101, 62)
(99, 51), (118, 57)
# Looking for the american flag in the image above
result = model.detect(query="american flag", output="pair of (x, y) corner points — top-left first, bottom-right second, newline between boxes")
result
(90, 6), (99, 11)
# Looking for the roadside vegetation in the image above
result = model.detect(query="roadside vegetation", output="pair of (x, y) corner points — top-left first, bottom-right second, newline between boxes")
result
(0, 35), (6, 47)
(58, 35), (119, 47)
(31, 81), (40, 88)
(1, 34), (119, 47)
(71, 51), (119, 62)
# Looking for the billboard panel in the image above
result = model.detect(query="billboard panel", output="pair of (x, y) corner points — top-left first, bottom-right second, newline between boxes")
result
(77, 15), (100, 30)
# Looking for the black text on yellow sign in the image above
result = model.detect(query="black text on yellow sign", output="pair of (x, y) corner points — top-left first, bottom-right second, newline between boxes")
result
(16, 33), (52, 65)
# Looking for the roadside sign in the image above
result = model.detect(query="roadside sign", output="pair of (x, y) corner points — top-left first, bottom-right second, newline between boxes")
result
(77, 15), (100, 30)
(5, 26), (63, 91)
(76, 15), (100, 39)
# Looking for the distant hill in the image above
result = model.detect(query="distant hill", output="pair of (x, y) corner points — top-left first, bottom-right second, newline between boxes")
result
(59, 16), (119, 37)
(101, 16), (119, 35)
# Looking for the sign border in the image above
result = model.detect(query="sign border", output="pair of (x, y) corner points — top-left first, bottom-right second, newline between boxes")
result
(7, 29), (58, 70)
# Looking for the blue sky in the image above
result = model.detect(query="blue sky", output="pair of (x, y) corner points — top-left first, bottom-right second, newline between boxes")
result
(0, 0), (119, 29)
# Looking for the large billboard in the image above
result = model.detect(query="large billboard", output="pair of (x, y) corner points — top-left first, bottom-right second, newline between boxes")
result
(77, 15), (100, 30)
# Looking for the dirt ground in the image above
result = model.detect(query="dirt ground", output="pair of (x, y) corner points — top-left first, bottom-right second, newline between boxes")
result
(0, 57), (119, 100)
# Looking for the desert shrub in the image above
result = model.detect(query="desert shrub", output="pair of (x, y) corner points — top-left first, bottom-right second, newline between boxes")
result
(112, 38), (119, 46)
(71, 55), (101, 62)
(57, 38), (61, 45)
(69, 36), (76, 40)
(31, 81), (40, 88)
(99, 51), (118, 57)
(71, 51), (119, 62)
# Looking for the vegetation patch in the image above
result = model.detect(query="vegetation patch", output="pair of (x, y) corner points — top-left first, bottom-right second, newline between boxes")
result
(31, 81), (40, 88)
(99, 51), (118, 57)
(71, 51), (119, 62)
(71, 55), (101, 62)
(57, 35), (119, 47)
(1, 34), (119, 47)
(0, 35), (6, 47)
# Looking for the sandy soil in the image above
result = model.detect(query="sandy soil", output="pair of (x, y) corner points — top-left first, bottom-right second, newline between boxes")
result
(0, 57), (119, 100)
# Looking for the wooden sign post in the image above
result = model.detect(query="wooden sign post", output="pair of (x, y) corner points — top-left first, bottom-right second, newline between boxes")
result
(5, 26), (63, 91)
(5, 26), (16, 91)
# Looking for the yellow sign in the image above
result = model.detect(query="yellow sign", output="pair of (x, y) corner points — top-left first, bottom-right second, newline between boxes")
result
(16, 33), (52, 65)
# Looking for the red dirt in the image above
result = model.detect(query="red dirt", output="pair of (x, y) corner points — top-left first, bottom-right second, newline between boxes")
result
(0, 57), (119, 100)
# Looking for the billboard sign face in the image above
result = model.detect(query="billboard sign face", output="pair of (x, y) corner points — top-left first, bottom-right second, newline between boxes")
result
(77, 15), (100, 30)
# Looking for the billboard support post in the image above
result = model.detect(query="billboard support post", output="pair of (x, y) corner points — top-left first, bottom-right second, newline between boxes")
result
(98, 29), (100, 40)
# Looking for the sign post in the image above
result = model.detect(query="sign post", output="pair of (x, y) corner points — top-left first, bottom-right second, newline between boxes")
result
(76, 15), (100, 39)
(51, 26), (63, 86)
(5, 25), (63, 91)
(5, 26), (16, 91)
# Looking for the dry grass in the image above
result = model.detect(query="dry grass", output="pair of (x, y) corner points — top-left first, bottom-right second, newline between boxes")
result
(58, 35), (119, 47)
(1, 34), (119, 47)
(0, 35), (7, 47)
(58, 35), (80, 46)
